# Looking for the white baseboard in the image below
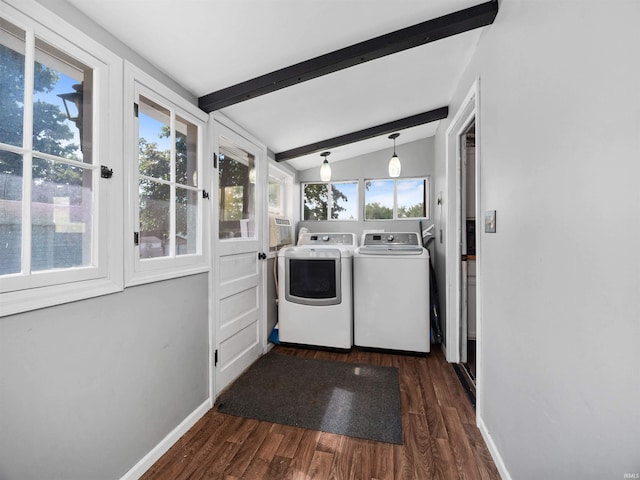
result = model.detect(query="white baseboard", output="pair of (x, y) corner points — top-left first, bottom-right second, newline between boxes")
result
(477, 414), (512, 480)
(121, 398), (212, 480)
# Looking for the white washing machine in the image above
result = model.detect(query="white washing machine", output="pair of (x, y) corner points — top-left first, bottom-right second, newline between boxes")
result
(354, 232), (430, 353)
(277, 232), (358, 350)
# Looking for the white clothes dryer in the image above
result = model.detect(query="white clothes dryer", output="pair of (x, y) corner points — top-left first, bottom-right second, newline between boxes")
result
(353, 232), (430, 353)
(277, 233), (358, 350)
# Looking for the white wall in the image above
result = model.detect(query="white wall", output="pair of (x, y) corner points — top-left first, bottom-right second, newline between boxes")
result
(297, 137), (436, 242)
(35, 0), (196, 103)
(434, 0), (640, 478)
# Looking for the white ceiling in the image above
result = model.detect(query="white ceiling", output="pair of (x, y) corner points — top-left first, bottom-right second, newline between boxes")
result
(65, 0), (487, 170)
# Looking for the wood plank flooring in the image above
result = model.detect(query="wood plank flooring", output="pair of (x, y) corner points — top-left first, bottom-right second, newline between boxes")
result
(141, 346), (500, 480)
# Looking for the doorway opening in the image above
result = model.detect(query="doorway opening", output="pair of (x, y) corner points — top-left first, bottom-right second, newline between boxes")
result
(461, 123), (477, 388)
(445, 79), (481, 411)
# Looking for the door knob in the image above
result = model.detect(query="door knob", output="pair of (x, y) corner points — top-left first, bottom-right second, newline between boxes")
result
(258, 252), (267, 260)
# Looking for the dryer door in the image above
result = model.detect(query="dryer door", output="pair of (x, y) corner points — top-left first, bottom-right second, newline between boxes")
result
(284, 248), (341, 306)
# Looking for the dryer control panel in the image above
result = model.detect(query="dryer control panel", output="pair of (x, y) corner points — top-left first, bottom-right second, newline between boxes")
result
(298, 232), (358, 246)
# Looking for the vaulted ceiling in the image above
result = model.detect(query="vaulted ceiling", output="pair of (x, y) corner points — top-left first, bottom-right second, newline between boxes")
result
(65, 0), (497, 170)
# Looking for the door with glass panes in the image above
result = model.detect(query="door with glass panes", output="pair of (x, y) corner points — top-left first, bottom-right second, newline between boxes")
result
(212, 119), (265, 395)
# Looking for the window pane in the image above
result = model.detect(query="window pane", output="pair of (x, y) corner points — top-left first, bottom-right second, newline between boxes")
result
(31, 157), (93, 271)
(303, 183), (328, 221)
(218, 147), (255, 239)
(176, 186), (197, 256)
(0, 19), (26, 147)
(397, 179), (426, 218)
(139, 179), (170, 258)
(176, 116), (198, 187)
(364, 179), (393, 220)
(268, 181), (282, 215)
(331, 182), (357, 220)
(0, 151), (23, 274)
(222, 186), (243, 221)
(139, 95), (170, 181)
(33, 38), (92, 163)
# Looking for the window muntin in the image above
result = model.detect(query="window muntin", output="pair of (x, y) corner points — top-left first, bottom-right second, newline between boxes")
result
(0, 7), (123, 315)
(137, 94), (201, 260)
(302, 181), (358, 221)
(1, 18), (97, 281)
(124, 63), (207, 286)
(0, 19), (25, 277)
(138, 96), (170, 258)
(365, 177), (429, 221)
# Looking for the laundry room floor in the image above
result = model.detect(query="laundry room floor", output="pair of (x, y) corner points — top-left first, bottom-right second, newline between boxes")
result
(141, 346), (499, 480)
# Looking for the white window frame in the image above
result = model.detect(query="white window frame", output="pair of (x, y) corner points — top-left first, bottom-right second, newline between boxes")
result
(301, 180), (359, 221)
(123, 62), (209, 287)
(364, 176), (431, 221)
(267, 161), (294, 255)
(0, 1), (123, 316)
(268, 162), (293, 218)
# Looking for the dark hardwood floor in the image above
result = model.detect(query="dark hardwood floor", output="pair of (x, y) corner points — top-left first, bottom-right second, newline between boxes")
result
(141, 345), (499, 480)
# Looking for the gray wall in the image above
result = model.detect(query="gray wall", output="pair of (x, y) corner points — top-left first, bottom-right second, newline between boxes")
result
(0, 2), (209, 479)
(266, 257), (278, 338)
(0, 274), (209, 480)
(434, 0), (640, 478)
(297, 137), (436, 243)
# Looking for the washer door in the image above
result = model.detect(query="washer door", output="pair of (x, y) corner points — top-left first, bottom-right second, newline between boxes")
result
(284, 248), (342, 306)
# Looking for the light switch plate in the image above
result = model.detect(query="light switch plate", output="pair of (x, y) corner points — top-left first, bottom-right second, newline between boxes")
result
(485, 210), (496, 233)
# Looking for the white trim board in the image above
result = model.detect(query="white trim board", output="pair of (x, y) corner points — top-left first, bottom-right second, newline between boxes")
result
(120, 398), (212, 480)
(477, 414), (512, 480)
(444, 79), (479, 364)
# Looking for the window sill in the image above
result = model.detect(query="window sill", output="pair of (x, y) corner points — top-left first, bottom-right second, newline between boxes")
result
(125, 264), (210, 288)
(1, 277), (123, 318)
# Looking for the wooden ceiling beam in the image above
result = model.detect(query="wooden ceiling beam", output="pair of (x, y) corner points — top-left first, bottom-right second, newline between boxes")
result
(198, 1), (498, 112)
(275, 107), (448, 162)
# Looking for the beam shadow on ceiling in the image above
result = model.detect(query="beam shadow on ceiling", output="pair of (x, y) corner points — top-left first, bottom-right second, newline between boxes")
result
(275, 107), (448, 162)
(198, 0), (498, 112)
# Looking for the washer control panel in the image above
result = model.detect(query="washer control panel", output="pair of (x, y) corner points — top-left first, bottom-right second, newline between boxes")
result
(361, 232), (420, 247)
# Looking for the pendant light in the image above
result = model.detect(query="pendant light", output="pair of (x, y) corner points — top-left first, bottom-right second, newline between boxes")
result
(388, 132), (401, 178)
(320, 151), (332, 182)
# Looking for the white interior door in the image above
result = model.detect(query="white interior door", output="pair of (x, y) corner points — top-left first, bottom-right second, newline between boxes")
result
(212, 118), (266, 395)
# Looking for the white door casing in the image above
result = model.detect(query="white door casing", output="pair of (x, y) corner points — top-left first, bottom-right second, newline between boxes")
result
(445, 79), (480, 366)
